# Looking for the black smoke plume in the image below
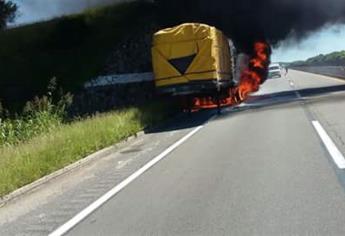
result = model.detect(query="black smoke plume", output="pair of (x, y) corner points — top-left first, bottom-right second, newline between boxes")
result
(155, 0), (345, 52)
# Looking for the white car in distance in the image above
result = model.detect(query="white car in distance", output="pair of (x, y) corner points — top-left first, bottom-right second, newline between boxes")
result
(268, 64), (282, 78)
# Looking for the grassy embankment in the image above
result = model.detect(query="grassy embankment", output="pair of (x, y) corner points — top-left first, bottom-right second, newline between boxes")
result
(0, 1), (155, 109)
(0, 1), (181, 197)
(0, 101), (178, 197)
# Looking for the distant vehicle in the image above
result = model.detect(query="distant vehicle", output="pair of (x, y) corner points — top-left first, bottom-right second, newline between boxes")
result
(151, 23), (236, 101)
(268, 64), (282, 78)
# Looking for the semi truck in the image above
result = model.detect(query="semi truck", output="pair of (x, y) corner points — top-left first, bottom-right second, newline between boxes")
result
(151, 23), (236, 109)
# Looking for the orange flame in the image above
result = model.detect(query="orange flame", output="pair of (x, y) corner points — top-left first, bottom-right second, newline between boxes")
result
(235, 42), (270, 102)
(192, 41), (271, 110)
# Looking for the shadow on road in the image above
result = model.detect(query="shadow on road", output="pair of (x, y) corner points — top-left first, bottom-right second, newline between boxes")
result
(146, 84), (345, 133)
(145, 109), (216, 134)
(248, 84), (345, 104)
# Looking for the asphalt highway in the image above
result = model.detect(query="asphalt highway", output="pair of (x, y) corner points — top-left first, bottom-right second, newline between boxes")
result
(1, 70), (345, 235)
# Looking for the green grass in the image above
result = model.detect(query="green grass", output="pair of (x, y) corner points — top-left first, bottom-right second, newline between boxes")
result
(0, 1), (155, 108)
(0, 101), (178, 197)
(0, 111), (62, 146)
(0, 79), (73, 146)
(0, 0), (181, 198)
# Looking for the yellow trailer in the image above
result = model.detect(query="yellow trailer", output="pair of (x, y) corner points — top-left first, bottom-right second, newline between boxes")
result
(152, 23), (235, 96)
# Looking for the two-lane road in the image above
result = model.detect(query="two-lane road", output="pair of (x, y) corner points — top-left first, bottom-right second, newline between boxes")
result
(67, 71), (345, 235)
(1, 70), (345, 235)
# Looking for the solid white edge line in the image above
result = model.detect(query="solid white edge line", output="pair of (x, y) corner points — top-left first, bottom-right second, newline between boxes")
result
(312, 121), (345, 169)
(49, 125), (205, 236)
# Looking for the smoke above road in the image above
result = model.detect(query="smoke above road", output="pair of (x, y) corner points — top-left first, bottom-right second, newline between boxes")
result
(17, 0), (345, 45)
(156, 0), (345, 51)
(155, 0), (345, 105)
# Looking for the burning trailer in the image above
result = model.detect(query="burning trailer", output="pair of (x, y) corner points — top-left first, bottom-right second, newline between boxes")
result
(151, 23), (236, 111)
(151, 23), (271, 111)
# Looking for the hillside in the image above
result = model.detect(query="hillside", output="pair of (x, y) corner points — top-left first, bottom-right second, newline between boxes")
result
(290, 50), (345, 67)
(0, 1), (156, 109)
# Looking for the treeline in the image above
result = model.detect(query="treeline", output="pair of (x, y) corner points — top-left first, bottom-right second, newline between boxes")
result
(290, 51), (345, 67)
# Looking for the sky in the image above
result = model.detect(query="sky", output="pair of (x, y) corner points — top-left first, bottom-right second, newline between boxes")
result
(11, 0), (127, 25)
(12, 0), (82, 25)
(272, 24), (345, 62)
(11, 0), (345, 63)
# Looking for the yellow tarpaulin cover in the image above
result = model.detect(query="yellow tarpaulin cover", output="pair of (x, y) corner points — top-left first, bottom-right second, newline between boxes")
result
(152, 23), (233, 88)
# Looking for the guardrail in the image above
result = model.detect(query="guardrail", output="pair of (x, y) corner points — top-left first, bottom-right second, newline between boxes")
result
(84, 72), (154, 88)
(292, 66), (345, 79)
(71, 73), (156, 116)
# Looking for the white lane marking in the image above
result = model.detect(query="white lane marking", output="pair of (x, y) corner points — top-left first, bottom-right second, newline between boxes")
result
(312, 121), (345, 169)
(49, 125), (205, 236)
(289, 79), (304, 100)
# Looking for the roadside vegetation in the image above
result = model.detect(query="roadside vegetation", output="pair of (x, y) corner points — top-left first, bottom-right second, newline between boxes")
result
(0, 1), (155, 109)
(0, 0), (181, 198)
(0, 90), (178, 197)
(0, 0), (17, 30)
(290, 50), (345, 67)
(0, 78), (72, 146)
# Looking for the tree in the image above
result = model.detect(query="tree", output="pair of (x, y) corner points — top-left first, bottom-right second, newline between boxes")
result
(0, 0), (17, 30)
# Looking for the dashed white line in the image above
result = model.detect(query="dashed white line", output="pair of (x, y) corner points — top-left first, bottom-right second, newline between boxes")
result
(289, 79), (304, 100)
(291, 77), (345, 168)
(312, 120), (345, 169)
(49, 125), (205, 236)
